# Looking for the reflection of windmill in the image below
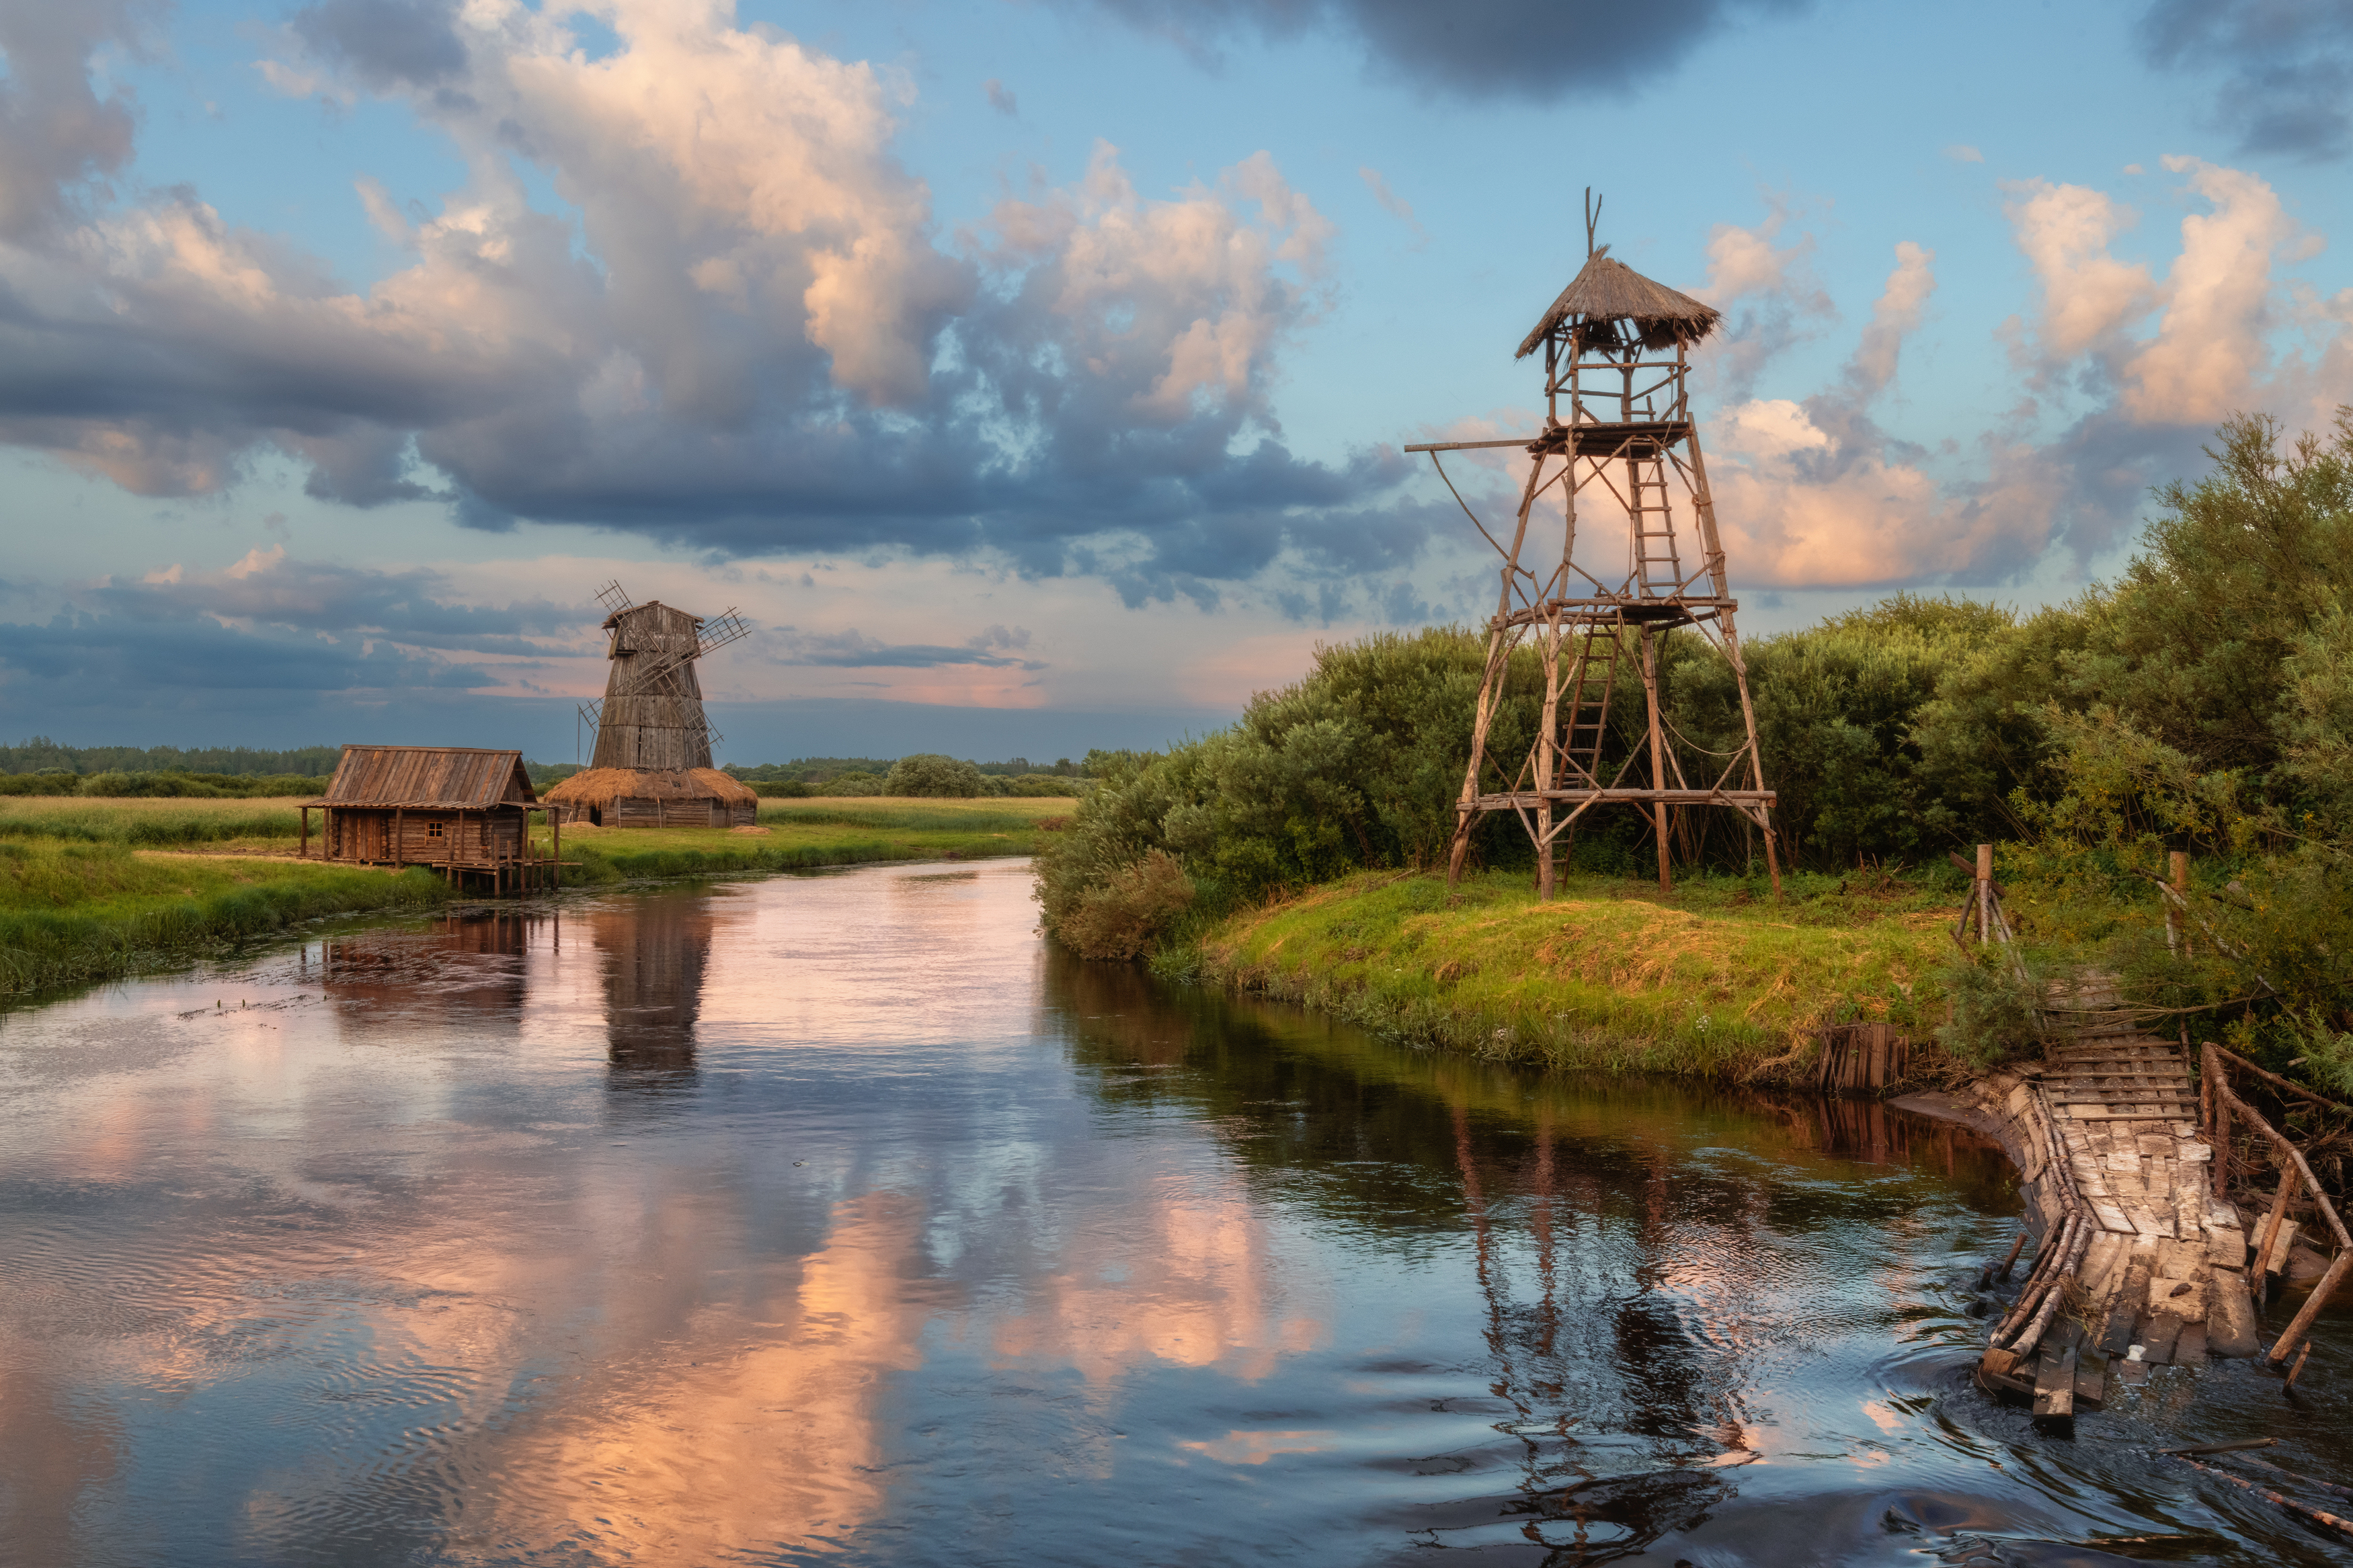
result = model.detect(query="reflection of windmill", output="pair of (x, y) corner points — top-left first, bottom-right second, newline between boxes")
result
(575, 580), (752, 771)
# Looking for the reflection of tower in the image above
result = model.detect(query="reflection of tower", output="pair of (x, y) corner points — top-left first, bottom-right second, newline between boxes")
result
(596, 890), (716, 1075)
(1411, 196), (1780, 897)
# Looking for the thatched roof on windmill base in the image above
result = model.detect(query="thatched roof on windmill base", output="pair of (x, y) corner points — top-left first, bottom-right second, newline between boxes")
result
(542, 766), (756, 811)
(1516, 249), (1722, 359)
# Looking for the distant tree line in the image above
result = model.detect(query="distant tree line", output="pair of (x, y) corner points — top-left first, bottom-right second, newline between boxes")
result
(0, 741), (342, 778)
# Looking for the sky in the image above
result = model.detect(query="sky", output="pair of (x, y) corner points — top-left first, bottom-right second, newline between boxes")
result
(3, 0), (2351, 764)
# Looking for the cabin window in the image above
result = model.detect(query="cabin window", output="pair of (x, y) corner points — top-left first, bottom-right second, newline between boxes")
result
(426, 820), (444, 839)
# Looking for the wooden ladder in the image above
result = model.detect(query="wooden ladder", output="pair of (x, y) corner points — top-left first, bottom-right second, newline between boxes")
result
(1629, 457), (1682, 598)
(1556, 617), (1622, 788)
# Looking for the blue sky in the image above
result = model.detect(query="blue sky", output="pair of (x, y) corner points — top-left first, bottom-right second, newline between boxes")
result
(4, 0), (2350, 763)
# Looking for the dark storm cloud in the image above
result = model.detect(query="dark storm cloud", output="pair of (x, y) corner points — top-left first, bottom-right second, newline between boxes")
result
(2139, 0), (2353, 160)
(0, 610), (491, 694)
(290, 0), (469, 91)
(1080, 0), (1810, 101)
(81, 552), (581, 657)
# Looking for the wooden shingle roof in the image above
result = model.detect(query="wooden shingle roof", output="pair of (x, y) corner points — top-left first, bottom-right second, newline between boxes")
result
(311, 746), (538, 809)
(1516, 249), (1722, 359)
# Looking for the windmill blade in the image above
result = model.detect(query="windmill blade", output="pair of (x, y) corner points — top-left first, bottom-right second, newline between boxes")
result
(594, 579), (633, 614)
(696, 608), (751, 658)
(577, 698), (603, 729)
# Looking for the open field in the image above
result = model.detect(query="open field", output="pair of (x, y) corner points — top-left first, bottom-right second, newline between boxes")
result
(0, 794), (1078, 1000)
(1176, 866), (1963, 1081)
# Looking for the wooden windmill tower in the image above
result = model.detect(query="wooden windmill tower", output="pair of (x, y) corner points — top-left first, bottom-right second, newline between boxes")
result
(548, 581), (760, 829)
(1408, 198), (1780, 897)
(577, 580), (750, 770)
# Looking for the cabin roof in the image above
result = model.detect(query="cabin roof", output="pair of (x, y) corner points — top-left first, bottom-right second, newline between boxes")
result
(1515, 249), (1722, 359)
(309, 746), (539, 809)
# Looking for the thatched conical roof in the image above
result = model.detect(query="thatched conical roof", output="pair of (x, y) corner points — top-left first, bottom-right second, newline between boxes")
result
(543, 766), (755, 811)
(1516, 249), (1720, 359)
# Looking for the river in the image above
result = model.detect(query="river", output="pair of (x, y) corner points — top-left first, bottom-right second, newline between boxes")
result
(1, 858), (2345, 1565)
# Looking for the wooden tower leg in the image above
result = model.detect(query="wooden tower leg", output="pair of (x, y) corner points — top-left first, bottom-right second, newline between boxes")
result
(1534, 610), (1562, 900)
(1640, 627), (1671, 893)
(1447, 624), (1513, 886)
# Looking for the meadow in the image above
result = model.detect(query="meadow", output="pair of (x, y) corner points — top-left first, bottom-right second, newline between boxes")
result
(0, 794), (1077, 1000)
(1170, 866), (1962, 1082)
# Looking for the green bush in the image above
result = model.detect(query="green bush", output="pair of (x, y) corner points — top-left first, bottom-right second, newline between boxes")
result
(1045, 848), (1195, 960)
(71, 771), (327, 798)
(0, 774), (78, 796)
(884, 753), (986, 798)
(1933, 948), (2045, 1067)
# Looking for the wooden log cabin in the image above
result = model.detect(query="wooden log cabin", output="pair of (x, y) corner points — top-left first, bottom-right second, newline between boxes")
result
(301, 745), (561, 895)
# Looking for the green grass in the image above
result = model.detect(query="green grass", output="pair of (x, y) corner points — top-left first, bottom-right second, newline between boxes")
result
(555, 795), (1076, 882)
(0, 796), (308, 847)
(1171, 866), (1962, 1081)
(0, 794), (1080, 1001)
(0, 839), (456, 998)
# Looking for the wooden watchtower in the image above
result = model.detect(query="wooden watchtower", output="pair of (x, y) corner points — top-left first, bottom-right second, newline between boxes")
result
(1410, 211), (1780, 897)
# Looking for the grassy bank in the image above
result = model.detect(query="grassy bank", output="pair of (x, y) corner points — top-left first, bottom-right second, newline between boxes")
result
(1172, 866), (1962, 1081)
(0, 795), (1076, 1000)
(0, 841), (457, 997)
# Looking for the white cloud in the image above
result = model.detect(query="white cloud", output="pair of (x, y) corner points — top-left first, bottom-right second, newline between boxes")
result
(0, 0), (1388, 596)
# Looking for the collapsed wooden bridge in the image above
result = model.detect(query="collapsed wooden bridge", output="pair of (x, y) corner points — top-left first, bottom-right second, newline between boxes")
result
(1943, 1014), (2348, 1435)
(1901, 855), (2349, 1434)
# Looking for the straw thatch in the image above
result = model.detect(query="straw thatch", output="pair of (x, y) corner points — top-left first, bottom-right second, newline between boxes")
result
(543, 766), (756, 829)
(545, 767), (754, 809)
(1516, 249), (1721, 359)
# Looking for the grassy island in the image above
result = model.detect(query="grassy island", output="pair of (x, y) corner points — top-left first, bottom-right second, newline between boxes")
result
(1171, 867), (1961, 1080)
(0, 795), (1074, 1000)
(1038, 417), (2353, 1100)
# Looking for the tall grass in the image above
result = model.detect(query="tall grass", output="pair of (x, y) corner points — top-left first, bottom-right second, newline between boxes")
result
(0, 798), (305, 845)
(1174, 868), (1958, 1082)
(0, 839), (452, 997)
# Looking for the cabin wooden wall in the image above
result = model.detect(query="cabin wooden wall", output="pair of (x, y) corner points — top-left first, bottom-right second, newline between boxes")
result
(322, 809), (526, 864)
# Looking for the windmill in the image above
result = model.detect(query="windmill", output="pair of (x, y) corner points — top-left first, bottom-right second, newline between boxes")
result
(548, 581), (760, 829)
(575, 580), (752, 771)
(1407, 193), (1780, 898)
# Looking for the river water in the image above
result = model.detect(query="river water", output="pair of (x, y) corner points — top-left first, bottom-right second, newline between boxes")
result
(1, 858), (2346, 1565)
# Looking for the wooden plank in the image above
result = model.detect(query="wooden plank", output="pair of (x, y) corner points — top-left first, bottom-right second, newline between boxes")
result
(2259, 1219), (2301, 1276)
(2033, 1339), (2079, 1430)
(2208, 1268), (2262, 1358)
(2073, 1355), (2106, 1411)
(2101, 1258), (2150, 1355)
(2174, 1321), (2208, 1366)
(2139, 1313), (2182, 1364)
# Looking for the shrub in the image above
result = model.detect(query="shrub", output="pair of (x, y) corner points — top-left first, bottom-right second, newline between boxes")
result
(884, 753), (985, 797)
(1047, 848), (1195, 960)
(0, 774), (77, 796)
(1934, 949), (2044, 1066)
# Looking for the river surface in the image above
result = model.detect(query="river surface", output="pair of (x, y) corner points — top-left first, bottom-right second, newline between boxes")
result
(1, 858), (2347, 1566)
